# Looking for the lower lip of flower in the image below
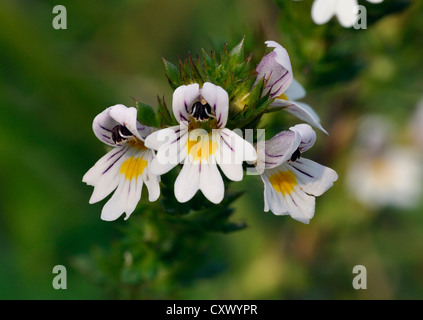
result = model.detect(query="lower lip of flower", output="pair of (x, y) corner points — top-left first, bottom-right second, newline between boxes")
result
(187, 136), (218, 162)
(268, 170), (298, 196)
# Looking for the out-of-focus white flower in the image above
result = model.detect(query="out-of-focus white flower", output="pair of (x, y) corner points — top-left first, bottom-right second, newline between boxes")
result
(256, 41), (327, 133)
(311, 0), (384, 28)
(256, 124), (338, 224)
(83, 104), (160, 221)
(145, 82), (256, 204)
(409, 98), (423, 150)
(347, 115), (422, 209)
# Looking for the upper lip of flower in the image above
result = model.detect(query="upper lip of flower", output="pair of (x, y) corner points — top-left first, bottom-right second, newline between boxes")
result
(92, 104), (151, 146)
(255, 40), (294, 99)
(172, 82), (229, 129)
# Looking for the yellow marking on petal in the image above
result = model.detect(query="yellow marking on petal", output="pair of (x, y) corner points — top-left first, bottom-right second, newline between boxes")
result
(187, 135), (218, 161)
(277, 93), (288, 101)
(120, 156), (148, 180)
(268, 170), (297, 196)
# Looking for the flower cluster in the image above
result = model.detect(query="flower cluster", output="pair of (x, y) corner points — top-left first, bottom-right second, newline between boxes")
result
(83, 39), (338, 224)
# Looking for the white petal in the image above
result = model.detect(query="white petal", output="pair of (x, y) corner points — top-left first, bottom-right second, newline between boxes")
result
(288, 158), (338, 197)
(311, 0), (338, 25)
(261, 166), (315, 224)
(336, 0), (358, 27)
(261, 173), (289, 215)
(100, 175), (131, 221)
(217, 129), (257, 170)
(272, 99), (327, 134)
(172, 83), (200, 123)
(201, 82), (229, 128)
(100, 151), (152, 221)
(367, 0), (383, 3)
(144, 151), (161, 202)
(290, 124), (317, 153)
(84, 146), (130, 204)
(144, 171), (161, 202)
(285, 78), (306, 101)
(145, 126), (188, 175)
(92, 107), (120, 146)
(215, 131), (245, 181)
(199, 163), (225, 204)
(284, 188), (315, 224)
(174, 161), (200, 203)
(109, 104), (144, 140)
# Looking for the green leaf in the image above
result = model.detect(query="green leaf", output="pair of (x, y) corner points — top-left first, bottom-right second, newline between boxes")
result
(135, 101), (159, 127)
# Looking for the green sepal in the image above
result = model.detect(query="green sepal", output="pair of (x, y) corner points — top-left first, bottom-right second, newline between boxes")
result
(162, 57), (181, 90)
(157, 96), (176, 127)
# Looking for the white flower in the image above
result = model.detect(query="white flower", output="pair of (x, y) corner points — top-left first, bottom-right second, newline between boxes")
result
(82, 104), (160, 221)
(145, 82), (257, 204)
(347, 115), (422, 209)
(409, 97), (423, 150)
(256, 124), (338, 223)
(256, 41), (327, 133)
(347, 149), (422, 209)
(311, 0), (384, 28)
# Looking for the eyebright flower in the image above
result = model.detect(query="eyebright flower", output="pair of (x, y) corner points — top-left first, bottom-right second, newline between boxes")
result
(145, 82), (257, 204)
(256, 124), (338, 223)
(256, 41), (327, 133)
(347, 115), (422, 209)
(311, 0), (384, 28)
(82, 104), (160, 221)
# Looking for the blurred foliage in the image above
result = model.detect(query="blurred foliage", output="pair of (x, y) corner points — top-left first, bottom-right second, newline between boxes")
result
(1, 0), (423, 300)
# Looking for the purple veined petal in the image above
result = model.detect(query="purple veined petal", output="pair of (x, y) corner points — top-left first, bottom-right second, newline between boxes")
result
(100, 174), (130, 221)
(146, 126), (189, 175)
(259, 130), (301, 171)
(261, 169), (289, 215)
(256, 41), (293, 98)
(92, 107), (120, 146)
(217, 128), (257, 166)
(271, 99), (328, 134)
(100, 149), (157, 221)
(261, 165), (314, 224)
(201, 82), (229, 128)
(289, 124), (317, 153)
(136, 122), (154, 140)
(311, 0), (338, 25)
(84, 145), (131, 204)
(288, 157), (338, 197)
(172, 83), (200, 123)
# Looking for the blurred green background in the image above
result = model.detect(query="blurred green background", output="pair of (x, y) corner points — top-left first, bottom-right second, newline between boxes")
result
(1, 0), (422, 299)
